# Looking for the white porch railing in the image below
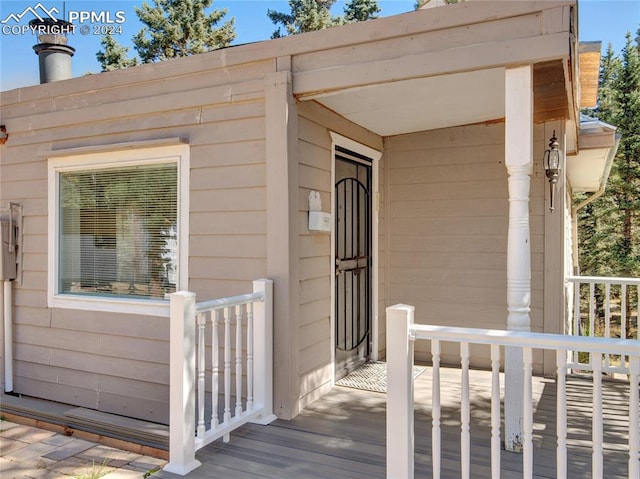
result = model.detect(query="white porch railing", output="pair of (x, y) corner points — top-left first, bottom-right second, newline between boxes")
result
(164, 279), (277, 475)
(567, 276), (639, 374)
(386, 304), (640, 479)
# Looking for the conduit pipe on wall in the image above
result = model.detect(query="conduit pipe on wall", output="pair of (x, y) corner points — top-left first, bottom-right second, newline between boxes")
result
(2, 203), (20, 394)
(3, 279), (12, 393)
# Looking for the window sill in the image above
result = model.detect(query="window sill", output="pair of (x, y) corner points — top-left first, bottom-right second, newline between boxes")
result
(49, 294), (170, 317)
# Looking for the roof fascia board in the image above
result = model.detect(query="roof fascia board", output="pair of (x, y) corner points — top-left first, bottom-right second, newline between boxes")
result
(294, 33), (570, 98)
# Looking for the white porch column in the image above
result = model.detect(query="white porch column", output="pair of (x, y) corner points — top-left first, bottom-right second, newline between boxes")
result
(504, 65), (533, 452)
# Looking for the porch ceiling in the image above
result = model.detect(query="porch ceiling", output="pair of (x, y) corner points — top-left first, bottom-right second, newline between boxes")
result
(311, 61), (568, 137)
(314, 68), (505, 137)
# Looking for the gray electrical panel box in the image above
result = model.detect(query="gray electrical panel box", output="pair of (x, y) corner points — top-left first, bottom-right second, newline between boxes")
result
(1, 218), (17, 280)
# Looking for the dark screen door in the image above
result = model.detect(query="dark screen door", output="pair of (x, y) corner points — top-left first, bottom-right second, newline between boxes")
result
(335, 146), (372, 379)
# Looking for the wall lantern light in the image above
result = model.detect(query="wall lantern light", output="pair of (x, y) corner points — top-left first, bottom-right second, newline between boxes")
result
(543, 131), (561, 212)
(0, 125), (8, 145)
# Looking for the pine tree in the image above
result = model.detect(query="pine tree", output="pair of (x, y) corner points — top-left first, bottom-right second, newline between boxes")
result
(577, 44), (622, 277)
(577, 31), (640, 332)
(267, 0), (341, 38)
(96, 34), (138, 72)
(132, 0), (235, 63)
(344, 0), (380, 23)
(609, 32), (640, 276)
(594, 44), (622, 123)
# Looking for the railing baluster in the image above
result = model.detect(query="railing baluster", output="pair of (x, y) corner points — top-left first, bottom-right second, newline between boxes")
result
(636, 284), (639, 343)
(592, 353), (603, 479)
(460, 342), (470, 479)
(490, 344), (501, 479)
(621, 284), (627, 369)
(604, 283), (611, 338)
(573, 280), (581, 366)
(605, 283), (611, 369)
(567, 277), (638, 374)
(223, 306), (232, 442)
(629, 355), (639, 478)
(589, 282), (595, 337)
(235, 304), (243, 417)
(247, 302), (254, 411)
(621, 284), (628, 337)
(627, 284), (640, 339)
(556, 349), (567, 479)
(523, 347), (533, 479)
(211, 310), (220, 430)
(196, 312), (206, 438)
(589, 283), (595, 368)
(432, 340), (441, 479)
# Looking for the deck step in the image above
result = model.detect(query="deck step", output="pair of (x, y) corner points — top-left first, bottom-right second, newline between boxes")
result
(0, 393), (168, 450)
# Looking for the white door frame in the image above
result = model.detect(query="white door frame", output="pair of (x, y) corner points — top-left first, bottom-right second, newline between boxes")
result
(330, 132), (382, 384)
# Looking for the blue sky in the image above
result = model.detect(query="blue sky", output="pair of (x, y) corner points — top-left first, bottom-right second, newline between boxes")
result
(0, 0), (638, 91)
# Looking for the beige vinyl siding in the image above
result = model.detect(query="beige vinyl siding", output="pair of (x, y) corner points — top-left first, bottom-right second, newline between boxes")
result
(296, 102), (382, 409)
(296, 108), (333, 407)
(0, 58), (271, 423)
(384, 122), (545, 370)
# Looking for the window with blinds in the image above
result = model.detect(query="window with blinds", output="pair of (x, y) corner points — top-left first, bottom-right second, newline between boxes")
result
(58, 163), (178, 299)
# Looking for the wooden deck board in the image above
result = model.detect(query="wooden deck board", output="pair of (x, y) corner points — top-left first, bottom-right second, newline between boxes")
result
(154, 368), (633, 479)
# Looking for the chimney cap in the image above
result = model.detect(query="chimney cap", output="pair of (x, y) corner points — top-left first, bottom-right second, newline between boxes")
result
(28, 18), (73, 28)
(28, 18), (74, 42)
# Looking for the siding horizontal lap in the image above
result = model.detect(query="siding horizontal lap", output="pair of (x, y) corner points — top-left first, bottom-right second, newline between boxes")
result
(190, 211), (266, 235)
(390, 199), (508, 218)
(50, 309), (169, 340)
(299, 277), (330, 305)
(8, 81), (265, 133)
(189, 257), (266, 281)
(14, 324), (100, 353)
(13, 290), (47, 309)
(190, 163), (265, 190)
(300, 320), (330, 351)
(299, 164), (331, 192)
(189, 140), (265, 168)
(12, 306), (51, 327)
(299, 235), (330, 258)
(188, 279), (255, 299)
(47, 349), (169, 384)
(190, 188), (266, 213)
(299, 257), (331, 281)
(190, 235), (267, 258)
(390, 179), (508, 201)
(299, 298), (331, 327)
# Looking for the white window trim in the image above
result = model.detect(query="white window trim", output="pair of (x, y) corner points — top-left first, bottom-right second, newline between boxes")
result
(47, 142), (190, 317)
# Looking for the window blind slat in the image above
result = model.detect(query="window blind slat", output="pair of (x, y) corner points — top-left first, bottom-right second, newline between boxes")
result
(59, 163), (178, 299)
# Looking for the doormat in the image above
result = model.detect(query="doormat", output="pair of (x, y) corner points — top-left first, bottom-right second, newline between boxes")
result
(335, 361), (426, 393)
